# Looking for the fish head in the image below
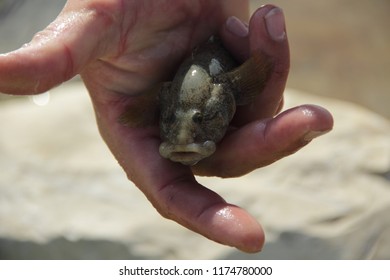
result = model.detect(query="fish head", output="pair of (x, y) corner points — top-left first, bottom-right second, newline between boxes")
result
(159, 65), (236, 165)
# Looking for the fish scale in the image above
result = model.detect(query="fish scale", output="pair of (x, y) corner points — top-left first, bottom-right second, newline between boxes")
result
(159, 36), (270, 165)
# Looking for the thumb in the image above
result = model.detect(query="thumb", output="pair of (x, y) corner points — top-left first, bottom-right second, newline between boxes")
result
(0, 8), (112, 95)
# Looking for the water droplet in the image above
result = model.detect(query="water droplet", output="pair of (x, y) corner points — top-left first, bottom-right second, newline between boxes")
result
(30, 91), (50, 106)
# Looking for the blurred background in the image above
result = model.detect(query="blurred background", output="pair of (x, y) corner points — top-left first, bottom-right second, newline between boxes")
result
(252, 0), (390, 119)
(1, 0), (388, 118)
(0, 0), (389, 260)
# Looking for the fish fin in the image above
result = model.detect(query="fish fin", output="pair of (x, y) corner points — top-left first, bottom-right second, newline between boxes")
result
(118, 84), (161, 128)
(220, 51), (272, 106)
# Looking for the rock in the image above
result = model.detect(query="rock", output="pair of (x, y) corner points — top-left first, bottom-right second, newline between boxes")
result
(0, 83), (389, 259)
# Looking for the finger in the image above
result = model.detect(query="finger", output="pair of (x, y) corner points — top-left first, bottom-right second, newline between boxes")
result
(220, 16), (250, 62)
(233, 5), (290, 125)
(0, 6), (114, 95)
(150, 175), (265, 253)
(193, 105), (334, 177)
(90, 92), (265, 253)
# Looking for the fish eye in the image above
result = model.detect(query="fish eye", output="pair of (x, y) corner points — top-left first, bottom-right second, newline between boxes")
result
(192, 111), (203, 124)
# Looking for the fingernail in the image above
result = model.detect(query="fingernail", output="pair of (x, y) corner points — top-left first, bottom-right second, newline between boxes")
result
(226, 16), (249, 38)
(303, 130), (330, 142)
(264, 7), (286, 42)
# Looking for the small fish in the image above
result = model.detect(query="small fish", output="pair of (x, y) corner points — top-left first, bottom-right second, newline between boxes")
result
(159, 36), (271, 166)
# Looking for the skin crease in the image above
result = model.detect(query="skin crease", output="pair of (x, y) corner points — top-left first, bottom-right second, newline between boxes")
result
(0, 0), (333, 253)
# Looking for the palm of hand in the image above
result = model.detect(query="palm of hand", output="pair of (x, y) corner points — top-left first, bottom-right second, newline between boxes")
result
(0, 0), (333, 252)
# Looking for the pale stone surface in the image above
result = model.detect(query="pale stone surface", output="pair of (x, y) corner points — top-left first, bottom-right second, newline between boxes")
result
(0, 83), (390, 259)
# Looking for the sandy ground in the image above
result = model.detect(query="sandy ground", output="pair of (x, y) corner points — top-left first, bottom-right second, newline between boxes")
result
(251, 0), (390, 118)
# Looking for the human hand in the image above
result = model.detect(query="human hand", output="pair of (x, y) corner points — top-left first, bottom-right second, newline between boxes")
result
(0, 1), (333, 253)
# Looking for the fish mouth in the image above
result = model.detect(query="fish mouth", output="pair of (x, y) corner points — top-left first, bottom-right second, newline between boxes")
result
(159, 141), (216, 166)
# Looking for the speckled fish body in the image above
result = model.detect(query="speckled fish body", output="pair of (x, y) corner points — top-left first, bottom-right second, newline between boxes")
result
(159, 36), (269, 165)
